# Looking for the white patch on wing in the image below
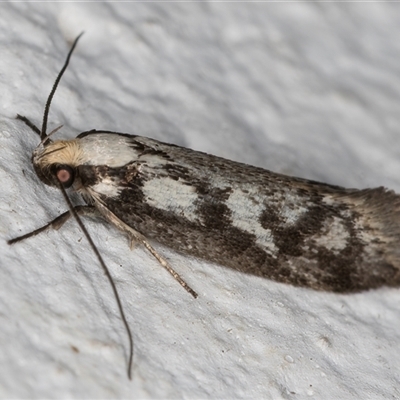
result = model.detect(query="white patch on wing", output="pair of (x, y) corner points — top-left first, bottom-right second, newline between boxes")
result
(312, 216), (349, 252)
(225, 188), (277, 255)
(90, 178), (121, 198)
(142, 177), (200, 221)
(79, 134), (140, 167)
(353, 217), (379, 259)
(277, 193), (308, 225)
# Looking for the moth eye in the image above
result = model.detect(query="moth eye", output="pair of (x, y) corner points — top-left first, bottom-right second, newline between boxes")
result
(55, 164), (75, 188)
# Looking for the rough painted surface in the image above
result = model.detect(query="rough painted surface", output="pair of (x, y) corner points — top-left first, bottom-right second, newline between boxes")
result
(1, 3), (400, 399)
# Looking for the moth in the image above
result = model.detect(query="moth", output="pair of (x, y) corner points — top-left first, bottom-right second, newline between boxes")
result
(9, 34), (400, 379)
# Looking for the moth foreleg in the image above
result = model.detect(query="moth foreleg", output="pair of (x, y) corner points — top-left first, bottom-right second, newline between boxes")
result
(8, 205), (98, 245)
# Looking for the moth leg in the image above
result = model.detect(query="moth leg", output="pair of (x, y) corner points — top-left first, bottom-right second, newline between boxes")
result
(93, 201), (198, 298)
(129, 238), (139, 251)
(16, 114), (41, 136)
(8, 205), (98, 245)
(142, 239), (199, 299)
(127, 231), (198, 299)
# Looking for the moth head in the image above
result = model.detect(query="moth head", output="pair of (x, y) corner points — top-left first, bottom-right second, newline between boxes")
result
(32, 139), (83, 189)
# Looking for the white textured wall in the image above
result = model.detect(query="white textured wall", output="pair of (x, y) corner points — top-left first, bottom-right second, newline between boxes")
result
(1, 3), (400, 398)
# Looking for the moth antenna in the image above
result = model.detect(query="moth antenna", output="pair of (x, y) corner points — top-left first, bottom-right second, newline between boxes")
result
(41, 32), (84, 145)
(57, 182), (133, 380)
